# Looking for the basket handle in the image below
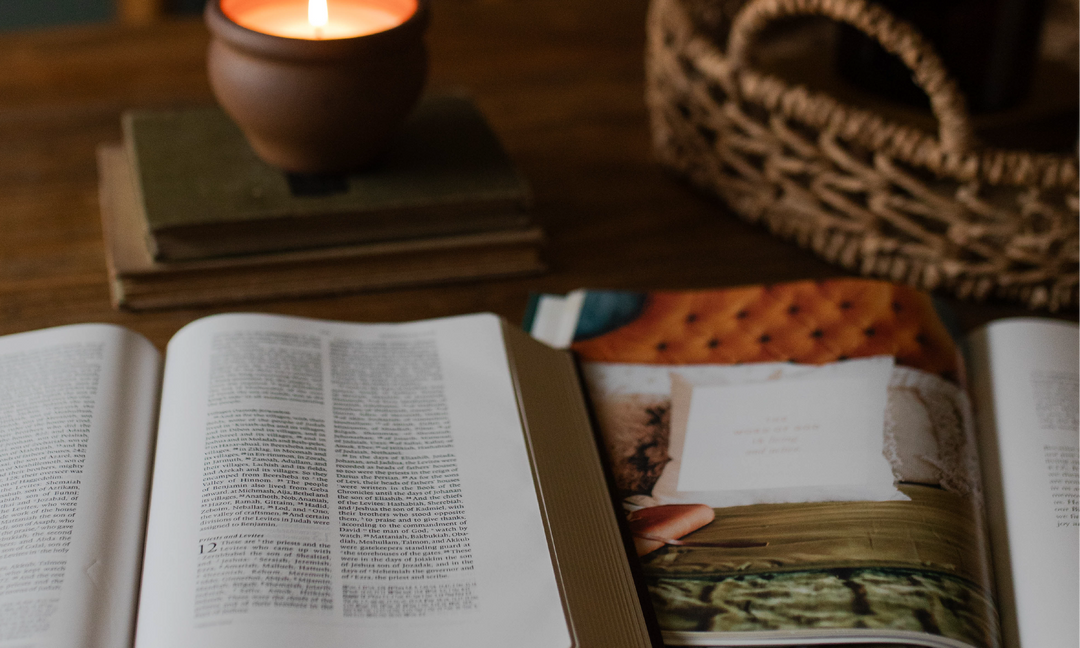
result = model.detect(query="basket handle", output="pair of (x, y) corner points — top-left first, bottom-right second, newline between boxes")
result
(726, 0), (975, 155)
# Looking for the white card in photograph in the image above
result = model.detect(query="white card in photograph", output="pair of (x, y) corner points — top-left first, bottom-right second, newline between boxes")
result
(662, 356), (903, 507)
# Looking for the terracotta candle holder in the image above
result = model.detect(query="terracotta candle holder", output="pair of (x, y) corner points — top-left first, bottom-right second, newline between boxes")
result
(205, 0), (429, 173)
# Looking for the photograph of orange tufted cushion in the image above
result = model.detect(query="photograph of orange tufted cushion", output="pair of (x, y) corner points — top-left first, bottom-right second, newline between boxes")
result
(570, 278), (959, 381)
(561, 280), (997, 646)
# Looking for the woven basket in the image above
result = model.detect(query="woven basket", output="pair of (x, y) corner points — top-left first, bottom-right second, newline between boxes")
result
(646, 0), (1080, 311)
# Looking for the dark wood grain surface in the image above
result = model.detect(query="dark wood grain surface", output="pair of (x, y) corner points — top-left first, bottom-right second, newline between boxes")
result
(0, 0), (1068, 350)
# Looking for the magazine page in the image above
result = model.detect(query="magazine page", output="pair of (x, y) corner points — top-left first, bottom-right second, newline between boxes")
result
(967, 318), (1079, 648)
(534, 279), (999, 648)
(0, 324), (162, 648)
(133, 313), (569, 648)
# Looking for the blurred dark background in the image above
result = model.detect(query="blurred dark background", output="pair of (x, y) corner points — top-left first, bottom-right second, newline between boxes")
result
(0, 0), (205, 30)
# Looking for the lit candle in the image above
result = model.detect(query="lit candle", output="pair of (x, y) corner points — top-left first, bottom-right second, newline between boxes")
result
(207, 0), (429, 171)
(222, 0), (416, 40)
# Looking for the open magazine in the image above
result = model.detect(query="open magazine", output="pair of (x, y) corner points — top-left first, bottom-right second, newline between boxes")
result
(527, 278), (1078, 648)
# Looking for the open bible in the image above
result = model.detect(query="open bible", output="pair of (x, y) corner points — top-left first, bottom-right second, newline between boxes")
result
(528, 279), (1078, 648)
(0, 313), (654, 648)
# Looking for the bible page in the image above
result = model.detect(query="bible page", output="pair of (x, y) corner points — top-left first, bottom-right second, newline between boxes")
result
(0, 324), (161, 648)
(968, 318), (1079, 648)
(134, 313), (569, 648)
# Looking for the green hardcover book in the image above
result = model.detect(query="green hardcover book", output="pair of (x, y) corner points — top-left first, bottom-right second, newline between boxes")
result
(123, 94), (533, 261)
(97, 145), (545, 311)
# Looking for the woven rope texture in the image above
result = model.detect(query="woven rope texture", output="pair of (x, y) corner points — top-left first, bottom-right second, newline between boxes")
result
(646, 0), (1079, 310)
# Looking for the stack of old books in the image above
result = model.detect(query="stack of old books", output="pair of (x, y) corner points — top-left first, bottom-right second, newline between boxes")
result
(96, 94), (544, 310)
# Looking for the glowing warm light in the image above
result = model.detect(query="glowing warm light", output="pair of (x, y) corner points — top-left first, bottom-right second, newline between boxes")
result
(308, 0), (328, 28)
(225, 0), (416, 40)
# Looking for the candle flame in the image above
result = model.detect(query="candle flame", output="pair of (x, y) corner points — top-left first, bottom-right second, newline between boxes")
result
(308, 0), (328, 28)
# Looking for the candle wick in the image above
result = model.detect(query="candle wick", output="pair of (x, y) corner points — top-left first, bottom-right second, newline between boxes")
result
(315, 26), (323, 40)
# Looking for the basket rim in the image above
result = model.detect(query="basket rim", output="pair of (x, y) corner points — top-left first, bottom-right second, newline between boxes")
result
(647, 0), (1080, 191)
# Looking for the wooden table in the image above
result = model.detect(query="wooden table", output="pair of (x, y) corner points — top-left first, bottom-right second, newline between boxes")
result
(0, 0), (1066, 350)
